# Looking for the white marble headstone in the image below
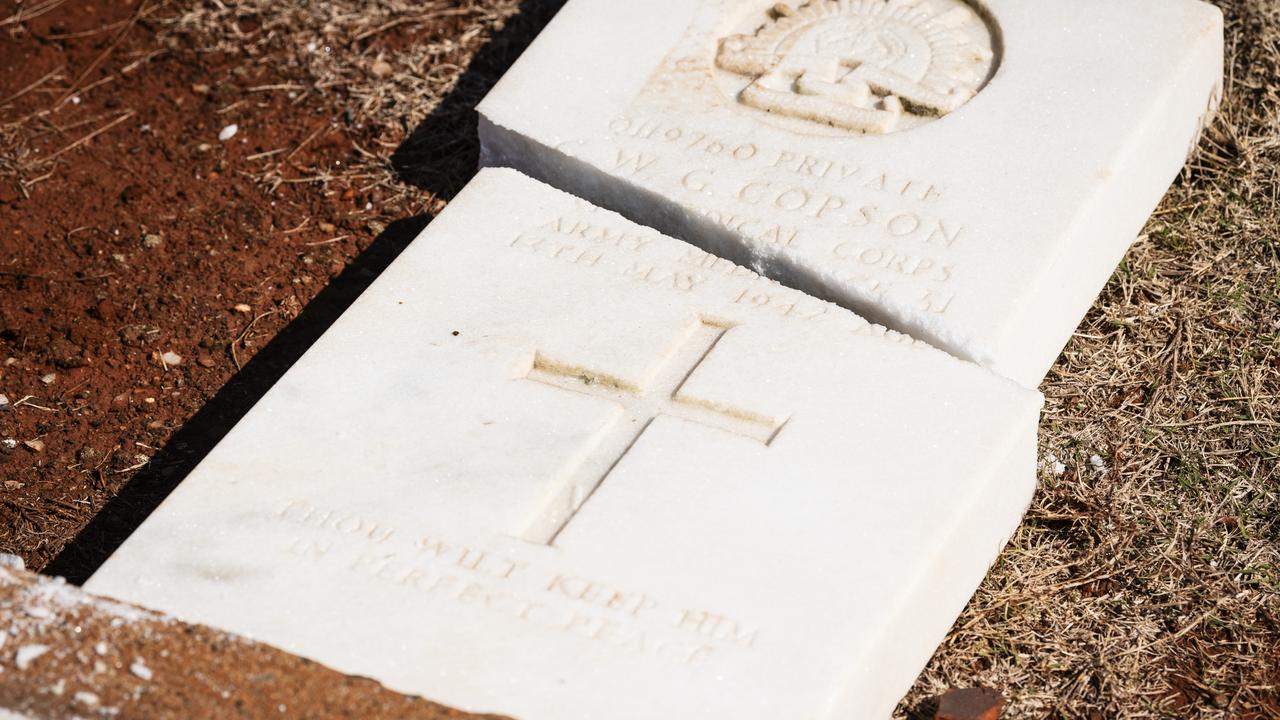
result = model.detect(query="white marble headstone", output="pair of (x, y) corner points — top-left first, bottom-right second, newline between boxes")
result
(477, 0), (1224, 386)
(87, 170), (1042, 719)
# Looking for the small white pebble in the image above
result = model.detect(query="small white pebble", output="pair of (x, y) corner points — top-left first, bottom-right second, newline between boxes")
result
(161, 351), (183, 367)
(48, 678), (65, 696)
(15, 644), (50, 670)
(130, 660), (153, 681)
(94, 642), (109, 656)
(0, 439), (16, 452)
(25, 606), (52, 620)
(1053, 461), (1066, 476)
(1089, 454), (1107, 473)
(71, 95), (81, 105)
(0, 394), (9, 409)
(74, 691), (100, 707)
(218, 124), (239, 142)
(40, 373), (56, 385)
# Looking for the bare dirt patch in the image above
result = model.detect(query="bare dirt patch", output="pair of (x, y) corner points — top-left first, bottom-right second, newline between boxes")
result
(1, 1), (1276, 719)
(0, 565), (505, 719)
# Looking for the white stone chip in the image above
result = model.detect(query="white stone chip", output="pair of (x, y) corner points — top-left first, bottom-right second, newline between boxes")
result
(23, 606), (51, 620)
(129, 660), (153, 681)
(14, 645), (49, 671)
(218, 124), (239, 142)
(477, 0), (1224, 387)
(87, 169), (1041, 720)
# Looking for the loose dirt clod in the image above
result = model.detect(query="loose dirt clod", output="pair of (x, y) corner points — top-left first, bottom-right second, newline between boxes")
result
(935, 688), (1005, 720)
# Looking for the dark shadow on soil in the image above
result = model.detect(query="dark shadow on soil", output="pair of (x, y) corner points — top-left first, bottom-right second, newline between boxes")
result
(45, 215), (430, 584)
(390, 0), (567, 198)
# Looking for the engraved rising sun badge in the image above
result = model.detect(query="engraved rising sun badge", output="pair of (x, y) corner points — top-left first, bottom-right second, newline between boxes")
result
(715, 0), (998, 134)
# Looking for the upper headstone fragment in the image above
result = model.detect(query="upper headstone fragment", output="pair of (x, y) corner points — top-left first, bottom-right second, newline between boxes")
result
(478, 0), (1225, 386)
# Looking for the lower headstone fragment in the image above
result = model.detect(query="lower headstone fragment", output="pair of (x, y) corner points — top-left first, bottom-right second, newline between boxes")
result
(87, 169), (1042, 719)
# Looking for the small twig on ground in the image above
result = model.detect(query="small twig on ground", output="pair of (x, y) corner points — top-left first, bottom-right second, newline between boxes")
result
(41, 110), (136, 165)
(53, 0), (151, 109)
(0, 0), (69, 27)
(230, 310), (279, 370)
(0, 66), (66, 110)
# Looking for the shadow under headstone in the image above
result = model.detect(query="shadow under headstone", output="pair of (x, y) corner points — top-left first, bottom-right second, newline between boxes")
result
(45, 215), (430, 584)
(46, 0), (569, 585)
(390, 0), (568, 199)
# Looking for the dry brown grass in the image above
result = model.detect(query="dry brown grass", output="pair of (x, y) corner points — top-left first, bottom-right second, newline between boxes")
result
(152, 0), (560, 217)
(3, 0), (1277, 717)
(903, 1), (1280, 716)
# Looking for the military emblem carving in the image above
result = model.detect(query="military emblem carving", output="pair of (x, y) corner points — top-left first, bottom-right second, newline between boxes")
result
(715, 0), (998, 134)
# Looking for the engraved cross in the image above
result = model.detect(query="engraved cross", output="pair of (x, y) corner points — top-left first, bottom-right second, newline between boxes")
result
(521, 319), (788, 545)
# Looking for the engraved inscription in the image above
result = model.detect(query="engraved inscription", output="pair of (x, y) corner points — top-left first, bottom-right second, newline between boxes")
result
(715, 0), (998, 134)
(277, 499), (762, 668)
(521, 320), (789, 545)
(506, 213), (926, 346)
(574, 120), (971, 315)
